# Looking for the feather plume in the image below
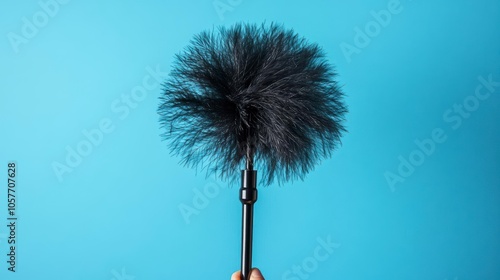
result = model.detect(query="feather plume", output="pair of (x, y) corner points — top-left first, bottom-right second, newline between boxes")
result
(158, 23), (347, 186)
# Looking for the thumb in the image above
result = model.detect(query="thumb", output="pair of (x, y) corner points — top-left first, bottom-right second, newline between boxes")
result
(250, 268), (265, 280)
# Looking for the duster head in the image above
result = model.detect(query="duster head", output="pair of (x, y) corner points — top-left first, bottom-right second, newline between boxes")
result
(158, 23), (347, 186)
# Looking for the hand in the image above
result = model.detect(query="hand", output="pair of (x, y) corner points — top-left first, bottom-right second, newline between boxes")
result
(231, 268), (265, 280)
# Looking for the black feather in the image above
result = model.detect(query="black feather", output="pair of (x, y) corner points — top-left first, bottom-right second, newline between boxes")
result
(158, 22), (347, 186)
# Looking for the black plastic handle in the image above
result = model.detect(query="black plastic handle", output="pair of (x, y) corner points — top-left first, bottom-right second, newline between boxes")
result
(240, 169), (257, 280)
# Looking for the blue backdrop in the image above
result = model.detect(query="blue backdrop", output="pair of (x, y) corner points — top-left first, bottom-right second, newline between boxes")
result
(1, 0), (499, 279)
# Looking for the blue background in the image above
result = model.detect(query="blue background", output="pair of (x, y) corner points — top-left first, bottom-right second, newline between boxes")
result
(1, 0), (499, 279)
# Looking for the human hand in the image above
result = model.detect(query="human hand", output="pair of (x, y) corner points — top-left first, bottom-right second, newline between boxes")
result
(231, 268), (265, 280)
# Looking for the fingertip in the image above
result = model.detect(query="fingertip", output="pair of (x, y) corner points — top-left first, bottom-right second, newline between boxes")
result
(231, 270), (241, 280)
(250, 268), (264, 280)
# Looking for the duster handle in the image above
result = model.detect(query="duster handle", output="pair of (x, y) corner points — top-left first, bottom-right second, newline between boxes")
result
(240, 169), (257, 280)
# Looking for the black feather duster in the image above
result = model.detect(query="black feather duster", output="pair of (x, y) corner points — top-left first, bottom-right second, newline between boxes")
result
(158, 23), (347, 186)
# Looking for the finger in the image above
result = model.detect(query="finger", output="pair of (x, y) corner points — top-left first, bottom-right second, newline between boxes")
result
(250, 268), (265, 280)
(231, 270), (241, 280)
